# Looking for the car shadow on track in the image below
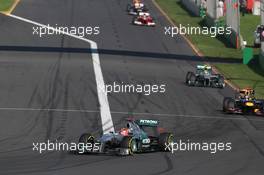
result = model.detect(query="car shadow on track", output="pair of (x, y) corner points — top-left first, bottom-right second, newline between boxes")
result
(0, 45), (242, 64)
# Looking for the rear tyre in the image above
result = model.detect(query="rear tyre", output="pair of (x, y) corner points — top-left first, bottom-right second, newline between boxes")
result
(218, 75), (225, 88)
(185, 72), (191, 84)
(159, 133), (174, 152)
(132, 17), (137, 25)
(204, 79), (210, 87)
(120, 137), (137, 155)
(186, 72), (196, 86)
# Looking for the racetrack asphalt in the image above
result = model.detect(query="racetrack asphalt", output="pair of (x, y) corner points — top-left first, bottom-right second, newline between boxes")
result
(0, 0), (264, 174)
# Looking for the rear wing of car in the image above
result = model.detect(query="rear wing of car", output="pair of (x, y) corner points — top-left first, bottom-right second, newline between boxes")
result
(197, 65), (212, 70)
(135, 119), (159, 127)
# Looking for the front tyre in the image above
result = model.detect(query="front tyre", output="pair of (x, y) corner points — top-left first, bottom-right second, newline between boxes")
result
(218, 75), (225, 88)
(159, 133), (174, 152)
(223, 97), (235, 113)
(79, 133), (94, 143)
(78, 133), (95, 154)
(132, 17), (137, 25)
(120, 137), (137, 155)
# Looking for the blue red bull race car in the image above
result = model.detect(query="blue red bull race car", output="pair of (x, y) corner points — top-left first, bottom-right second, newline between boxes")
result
(223, 88), (264, 116)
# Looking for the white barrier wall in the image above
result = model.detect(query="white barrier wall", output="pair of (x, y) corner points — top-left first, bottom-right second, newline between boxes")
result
(207, 0), (217, 18)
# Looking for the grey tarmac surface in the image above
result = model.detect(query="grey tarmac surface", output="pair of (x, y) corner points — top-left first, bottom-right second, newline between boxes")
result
(0, 0), (264, 175)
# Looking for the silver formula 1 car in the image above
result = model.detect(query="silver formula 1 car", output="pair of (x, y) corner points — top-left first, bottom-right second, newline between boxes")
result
(78, 119), (173, 156)
(186, 65), (225, 88)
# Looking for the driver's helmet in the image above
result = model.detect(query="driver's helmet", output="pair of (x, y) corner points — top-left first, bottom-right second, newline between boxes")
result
(203, 65), (211, 75)
(245, 95), (250, 100)
(142, 13), (148, 19)
(204, 69), (209, 75)
(120, 128), (129, 136)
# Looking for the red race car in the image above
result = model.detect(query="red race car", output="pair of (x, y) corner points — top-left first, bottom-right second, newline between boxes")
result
(132, 12), (156, 27)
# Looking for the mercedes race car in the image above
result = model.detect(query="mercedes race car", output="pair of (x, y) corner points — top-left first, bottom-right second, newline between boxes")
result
(132, 12), (156, 27)
(185, 65), (225, 88)
(223, 88), (264, 116)
(78, 119), (173, 156)
(127, 0), (148, 15)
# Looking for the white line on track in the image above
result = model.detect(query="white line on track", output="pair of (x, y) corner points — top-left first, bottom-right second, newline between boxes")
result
(6, 14), (114, 134)
(0, 107), (264, 122)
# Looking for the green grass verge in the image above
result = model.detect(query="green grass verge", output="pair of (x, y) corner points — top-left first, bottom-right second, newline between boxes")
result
(215, 63), (264, 98)
(240, 14), (260, 46)
(0, 0), (15, 12)
(156, 0), (242, 59)
(156, 0), (264, 98)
